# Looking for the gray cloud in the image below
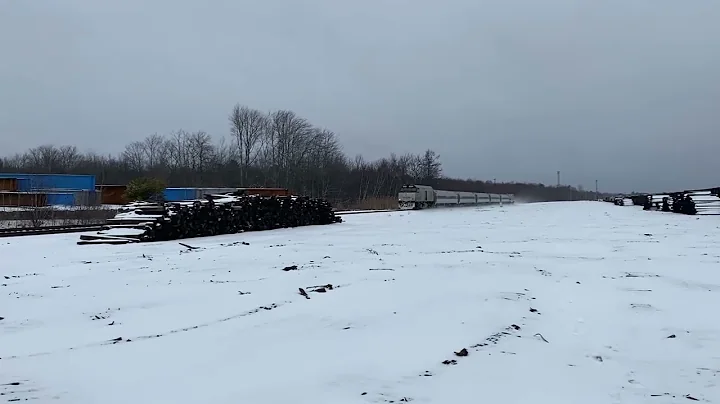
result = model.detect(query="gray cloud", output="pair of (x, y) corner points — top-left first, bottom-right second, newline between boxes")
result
(1, 0), (719, 192)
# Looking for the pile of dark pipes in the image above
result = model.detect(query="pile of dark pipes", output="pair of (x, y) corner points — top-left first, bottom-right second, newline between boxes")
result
(606, 189), (720, 216)
(629, 195), (647, 206)
(669, 193), (697, 215)
(641, 195), (663, 211)
(92, 193), (342, 243)
(640, 194), (697, 215)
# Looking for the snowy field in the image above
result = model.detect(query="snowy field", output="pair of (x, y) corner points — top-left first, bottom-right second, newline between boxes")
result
(2, 202), (719, 403)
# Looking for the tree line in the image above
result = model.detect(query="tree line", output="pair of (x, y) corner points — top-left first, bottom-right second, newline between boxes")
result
(0, 104), (599, 206)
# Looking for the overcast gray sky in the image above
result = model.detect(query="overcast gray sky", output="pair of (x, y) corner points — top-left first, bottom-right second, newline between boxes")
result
(1, 0), (719, 193)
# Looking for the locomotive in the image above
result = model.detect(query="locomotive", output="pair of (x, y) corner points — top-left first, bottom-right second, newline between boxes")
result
(398, 184), (514, 210)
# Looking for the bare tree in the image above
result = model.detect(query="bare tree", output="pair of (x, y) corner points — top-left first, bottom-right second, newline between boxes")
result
(26, 145), (62, 172)
(229, 104), (267, 185)
(418, 149), (442, 182)
(266, 109), (314, 187)
(165, 130), (190, 170)
(186, 131), (215, 184)
(303, 128), (343, 197)
(58, 145), (81, 170)
(352, 154), (373, 201)
(408, 155), (423, 182)
(122, 141), (146, 172)
(213, 136), (234, 167)
(143, 133), (167, 169)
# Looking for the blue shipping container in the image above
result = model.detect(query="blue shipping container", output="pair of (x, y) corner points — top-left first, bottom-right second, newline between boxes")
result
(45, 192), (75, 206)
(0, 173), (95, 191)
(16, 178), (31, 191)
(164, 188), (199, 202)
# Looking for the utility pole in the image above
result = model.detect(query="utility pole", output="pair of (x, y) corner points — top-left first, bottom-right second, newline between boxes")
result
(557, 171), (560, 187)
(595, 180), (599, 200)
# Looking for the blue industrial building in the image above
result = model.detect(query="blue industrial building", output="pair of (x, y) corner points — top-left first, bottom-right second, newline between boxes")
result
(0, 173), (97, 206)
(163, 188), (199, 202)
(0, 173), (243, 206)
(163, 187), (238, 202)
(0, 173), (96, 191)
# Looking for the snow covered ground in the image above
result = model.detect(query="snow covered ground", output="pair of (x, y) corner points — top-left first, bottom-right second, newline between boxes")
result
(1, 202), (719, 404)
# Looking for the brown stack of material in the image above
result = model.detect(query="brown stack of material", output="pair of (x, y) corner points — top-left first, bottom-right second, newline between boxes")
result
(0, 178), (18, 192)
(95, 185), (128, 205)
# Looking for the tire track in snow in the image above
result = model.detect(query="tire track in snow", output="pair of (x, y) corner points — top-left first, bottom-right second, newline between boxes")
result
(363, 321), (529, 403)
(3, 280), (353, 361)
(0, 379), (59, 402)
(362, 290), (542, 403)
(108, 300), (293, 345)
(1, 300), (295, 360)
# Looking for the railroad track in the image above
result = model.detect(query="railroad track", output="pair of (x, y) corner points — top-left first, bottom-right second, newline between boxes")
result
(0, 209), (398, 239)
(0, 224), (105, 238)
(332, 209), (395, 215)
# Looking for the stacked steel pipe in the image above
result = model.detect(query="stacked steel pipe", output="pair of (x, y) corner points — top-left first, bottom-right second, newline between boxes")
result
(669, 193), (696, 215)
(78, 193), (342, 244)
(608, 188), (720, 216)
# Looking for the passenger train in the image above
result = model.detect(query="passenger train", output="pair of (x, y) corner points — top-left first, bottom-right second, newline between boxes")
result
(398, 184), (514, 210)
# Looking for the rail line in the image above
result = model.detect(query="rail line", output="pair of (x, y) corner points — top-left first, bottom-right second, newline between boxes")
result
(0, 210), (396, 238)
(0, 224), (105, 238)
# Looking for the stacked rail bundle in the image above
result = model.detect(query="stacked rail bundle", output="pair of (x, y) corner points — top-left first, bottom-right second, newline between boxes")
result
(611, 196), (634, 206)
(689, 189), (720, 215)
(669, 192), (696, 215)
(641, 194), (670, 211)
(671, 189), (720, 215)
(78, 193), (342, 245)
(630, 195), (647, 206)
(635, 188), (720, 215)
